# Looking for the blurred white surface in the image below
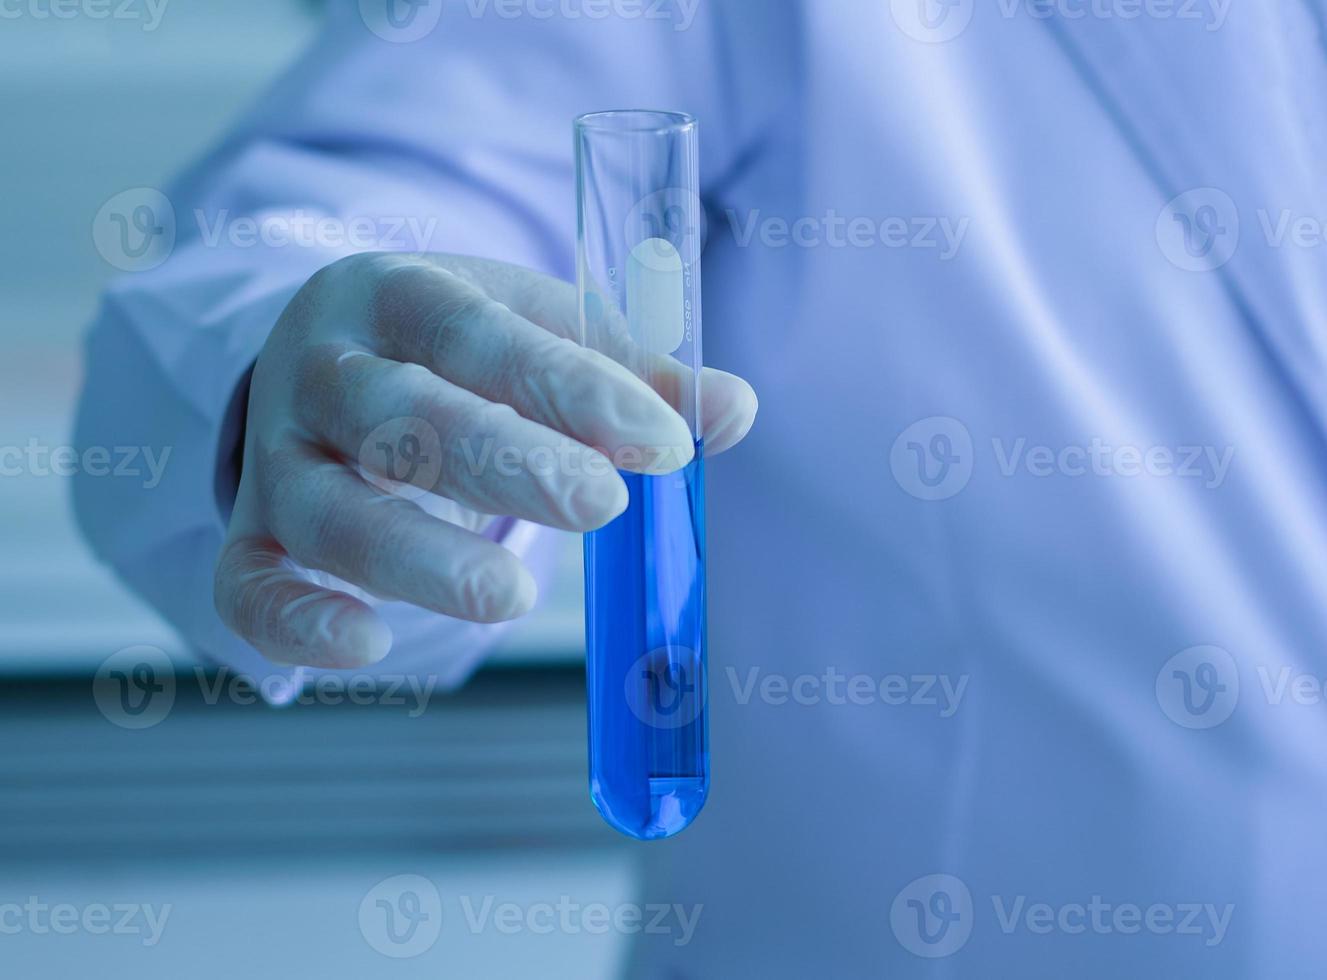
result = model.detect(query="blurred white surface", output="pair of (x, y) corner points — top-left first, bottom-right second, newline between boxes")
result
(0, 852), (636, 980)
(0, 11), (622, 980)
(0, 0), (584, 672)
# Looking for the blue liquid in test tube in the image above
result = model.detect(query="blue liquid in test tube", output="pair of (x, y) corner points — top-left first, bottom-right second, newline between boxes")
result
(575, 110), (709, 840)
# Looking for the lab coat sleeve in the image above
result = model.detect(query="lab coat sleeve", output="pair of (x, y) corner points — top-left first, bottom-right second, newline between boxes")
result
(71, 0), (744, 693)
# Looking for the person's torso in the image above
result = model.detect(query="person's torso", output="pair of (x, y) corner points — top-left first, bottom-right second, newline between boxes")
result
(633, 4), (1327, 977)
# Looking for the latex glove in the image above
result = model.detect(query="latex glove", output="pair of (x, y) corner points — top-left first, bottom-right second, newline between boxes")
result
(214, 252), (757, 669)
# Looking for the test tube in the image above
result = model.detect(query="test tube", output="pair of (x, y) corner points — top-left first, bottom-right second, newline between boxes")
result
(575, 110), (708, 840)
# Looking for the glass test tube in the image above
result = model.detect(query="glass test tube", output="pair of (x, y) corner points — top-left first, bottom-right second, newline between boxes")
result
(575, 110), (708, 840)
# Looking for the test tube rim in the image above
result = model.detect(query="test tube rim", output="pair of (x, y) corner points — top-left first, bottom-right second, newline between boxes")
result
(575, 109), (697, 135)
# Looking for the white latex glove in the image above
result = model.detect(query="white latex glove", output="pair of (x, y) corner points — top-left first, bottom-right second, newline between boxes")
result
(214, 252), (757, 669)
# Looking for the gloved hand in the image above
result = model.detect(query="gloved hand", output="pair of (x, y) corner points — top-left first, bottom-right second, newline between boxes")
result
(214, 252), (757, 669)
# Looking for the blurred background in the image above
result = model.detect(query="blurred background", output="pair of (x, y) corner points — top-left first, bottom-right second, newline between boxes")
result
(0, 2), (634, 976)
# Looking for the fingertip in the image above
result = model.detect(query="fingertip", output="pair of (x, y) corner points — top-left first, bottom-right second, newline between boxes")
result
(273, 595), (392, 670)
(734, 375), (760, 425)
(636, 435), (695, 475)
(510, 563), (538, 618)
(624, 408), (696, 475)
(611, 383), (697, 470)
(567, 471), (630, 530)
(702, 371), (759, 456)
(334, 608), (394, 667)
(460, 556), (538, 623)
(664, 411), (698, 461)
(605, 474), (630, 520)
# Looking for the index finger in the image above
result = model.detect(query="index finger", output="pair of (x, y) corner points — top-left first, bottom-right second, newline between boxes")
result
(367, 257), (696, 474)
(445, 256), (759, 456)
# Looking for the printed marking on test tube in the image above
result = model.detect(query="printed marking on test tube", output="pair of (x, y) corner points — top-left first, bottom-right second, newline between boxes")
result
(627, 238), (686, 354)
